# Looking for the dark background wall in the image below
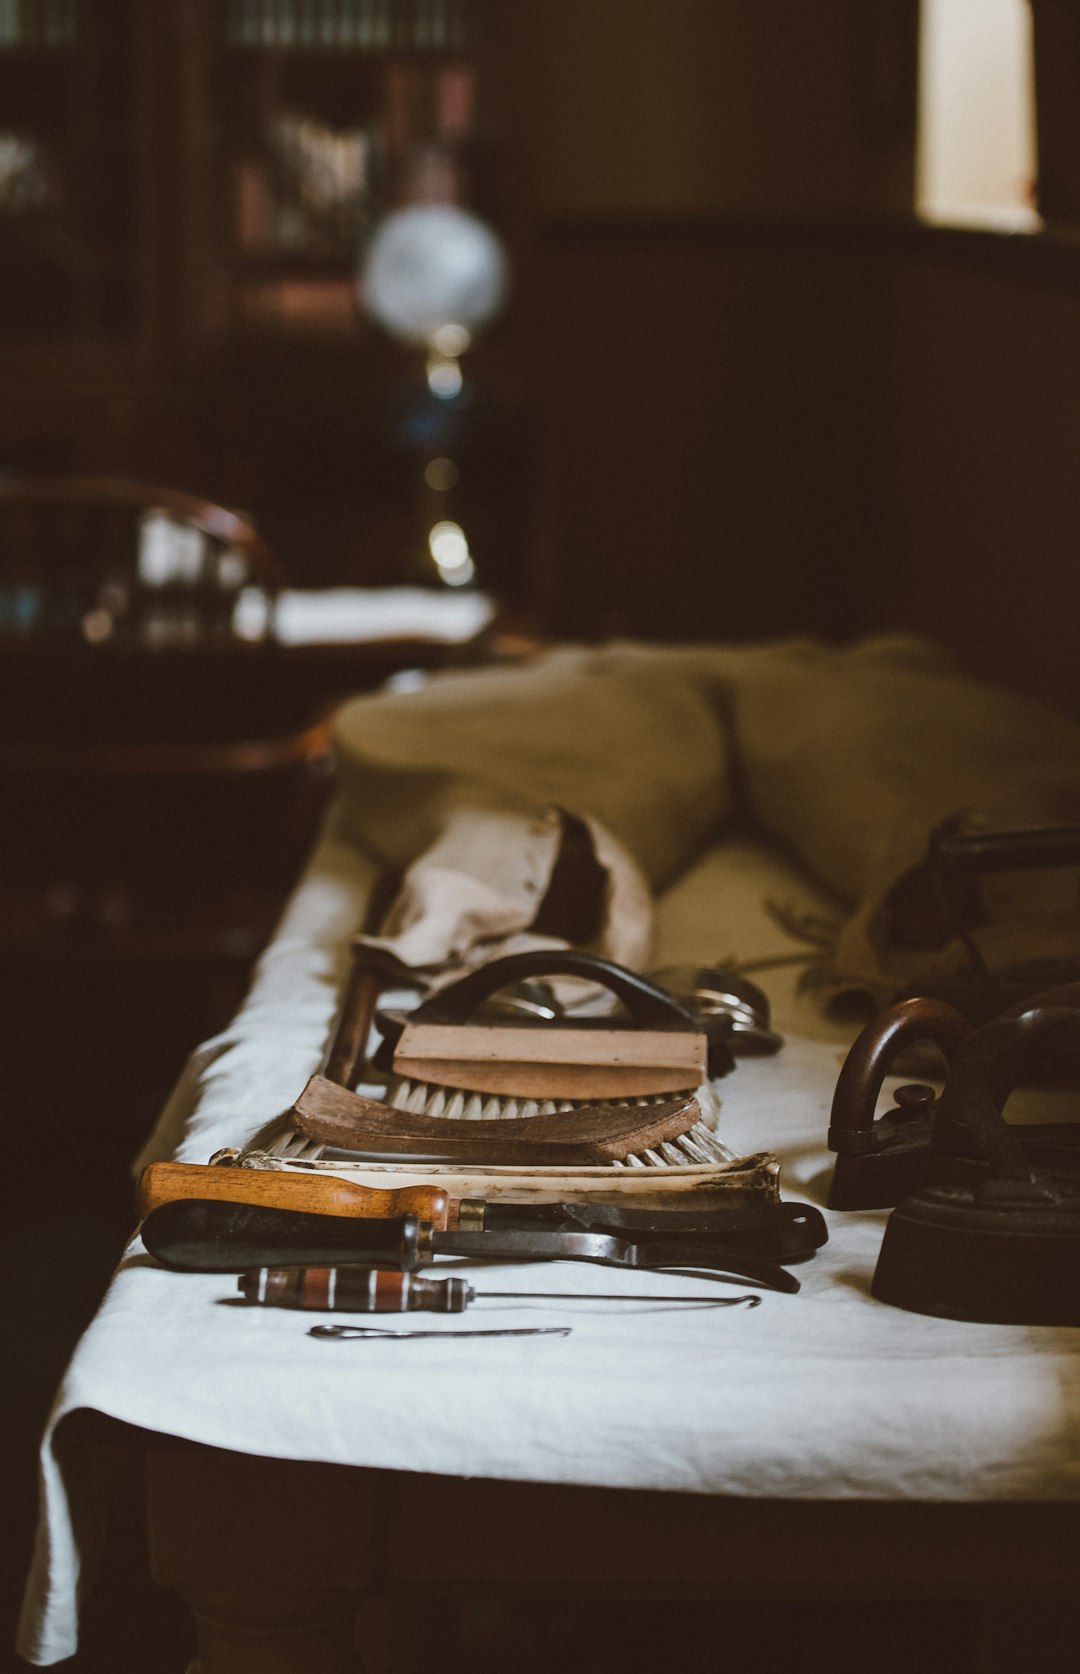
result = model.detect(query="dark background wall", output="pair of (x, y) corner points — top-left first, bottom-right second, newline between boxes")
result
(521, 219), (898, 644)
(887, 243), (1080, 710)
(3, 1), (1078, 711)
(496, 0), (1079, 710)
(499, 0), (916, 644)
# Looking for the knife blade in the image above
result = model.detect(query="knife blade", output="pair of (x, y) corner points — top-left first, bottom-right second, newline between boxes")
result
(471, 1198), (827, 1260)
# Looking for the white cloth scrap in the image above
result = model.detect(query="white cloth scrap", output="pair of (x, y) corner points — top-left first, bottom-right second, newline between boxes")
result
(361, 802), (654, 981)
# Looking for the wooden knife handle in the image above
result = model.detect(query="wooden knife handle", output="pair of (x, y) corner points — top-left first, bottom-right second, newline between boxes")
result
(136, 1162), (453, 1229)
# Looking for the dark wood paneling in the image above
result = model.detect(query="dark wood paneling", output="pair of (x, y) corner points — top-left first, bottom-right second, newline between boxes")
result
(525, 220), (900, 642)
(522, 216), (1080, 720)
(886, 247), (1080, 712)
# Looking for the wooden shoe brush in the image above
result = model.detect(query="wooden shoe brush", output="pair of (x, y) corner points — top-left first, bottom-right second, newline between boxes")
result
(240, 949), (740, 1173)
(365, 950), (728, 1157)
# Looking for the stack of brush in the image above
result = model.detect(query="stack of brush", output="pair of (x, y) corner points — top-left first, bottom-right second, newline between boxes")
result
(136, 949), (834, 1290)
(217, 949), (782, 1211)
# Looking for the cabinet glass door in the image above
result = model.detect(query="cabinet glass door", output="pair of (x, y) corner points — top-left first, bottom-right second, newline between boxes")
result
(0, 0), (138, 342)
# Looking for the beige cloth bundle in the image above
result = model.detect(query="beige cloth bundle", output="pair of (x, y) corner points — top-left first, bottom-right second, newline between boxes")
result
(332, 635), (1080, 1010)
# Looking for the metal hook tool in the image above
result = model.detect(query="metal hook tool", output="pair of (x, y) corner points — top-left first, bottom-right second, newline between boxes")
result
(309, 1324), (572, 1340)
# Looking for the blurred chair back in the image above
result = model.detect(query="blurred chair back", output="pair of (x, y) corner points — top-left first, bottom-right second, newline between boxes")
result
(0, 477), (329, 1024)
(0, 475), (282, 651)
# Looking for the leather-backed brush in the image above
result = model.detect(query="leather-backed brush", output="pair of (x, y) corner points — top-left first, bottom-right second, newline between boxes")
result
(244, 949), (753, 1183)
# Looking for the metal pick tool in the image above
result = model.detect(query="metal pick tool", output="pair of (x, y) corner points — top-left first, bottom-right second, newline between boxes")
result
(307, 1293), (760, 1338)
(310, 1325), (572, 1340)
(306, 1291), (762, 1340)
(468, 1292), (763, 1308)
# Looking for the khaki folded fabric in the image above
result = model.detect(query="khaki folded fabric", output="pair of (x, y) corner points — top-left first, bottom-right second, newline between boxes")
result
(333, 644), (730, 977)
(332, 635), (1080, 1007)
(333, 645), (733, 885)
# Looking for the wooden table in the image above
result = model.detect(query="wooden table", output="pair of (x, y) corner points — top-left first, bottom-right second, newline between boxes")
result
(143, 1437), (1080, 1674)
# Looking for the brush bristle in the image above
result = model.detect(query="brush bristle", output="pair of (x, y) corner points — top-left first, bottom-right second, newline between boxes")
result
(382, 1073), (723, 1129)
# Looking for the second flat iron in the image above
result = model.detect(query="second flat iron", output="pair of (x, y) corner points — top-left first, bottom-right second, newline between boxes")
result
(871, 997), (1080, 1325)
(827, 983), (1080, 1210)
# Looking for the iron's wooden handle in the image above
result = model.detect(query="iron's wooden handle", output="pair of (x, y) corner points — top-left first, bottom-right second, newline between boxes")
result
(136, 1162), (452, 1229)
(828, 996), (971, 1151)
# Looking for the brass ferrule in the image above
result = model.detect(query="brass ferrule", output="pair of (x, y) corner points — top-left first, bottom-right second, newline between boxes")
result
(457, 1198), (487, 1232)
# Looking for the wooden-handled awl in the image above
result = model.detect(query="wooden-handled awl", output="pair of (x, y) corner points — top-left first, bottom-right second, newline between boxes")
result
(242, 1268), (762, 1314)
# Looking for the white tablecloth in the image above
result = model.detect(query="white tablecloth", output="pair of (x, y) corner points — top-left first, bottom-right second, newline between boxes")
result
(17, 816), (1080, 1664)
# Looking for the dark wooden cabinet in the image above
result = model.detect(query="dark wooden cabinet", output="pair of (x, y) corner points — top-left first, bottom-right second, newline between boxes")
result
(0, 1), (487, 352)
(0, 1), (137, 347)
(0, 2), (537, 595)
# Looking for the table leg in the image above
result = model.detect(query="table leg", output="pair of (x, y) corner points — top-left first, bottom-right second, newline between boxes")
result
(145, 1440), (382, 1674)
(178, 1584), (361, 1674)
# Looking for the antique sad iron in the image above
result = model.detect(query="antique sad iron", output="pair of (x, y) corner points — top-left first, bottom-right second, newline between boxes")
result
(891, 818), (1080, 1022)
(827, 818), (1080, 1210)
(828, 984), (1080, 1210)
(872, 997), (1080, 1324)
